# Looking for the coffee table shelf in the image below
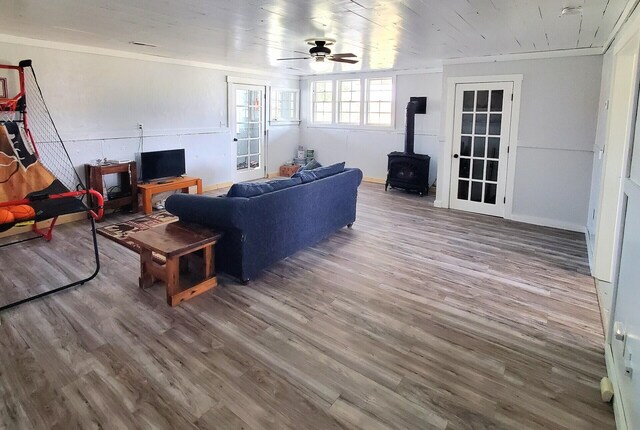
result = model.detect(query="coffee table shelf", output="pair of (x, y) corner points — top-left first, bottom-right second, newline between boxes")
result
(129, 221), (223, 306)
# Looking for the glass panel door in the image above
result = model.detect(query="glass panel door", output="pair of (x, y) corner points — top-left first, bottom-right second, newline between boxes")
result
(232, 84), (265, 181)
(450, 82), (514, 217)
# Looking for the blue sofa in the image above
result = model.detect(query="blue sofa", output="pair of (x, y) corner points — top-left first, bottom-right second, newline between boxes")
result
(165, 166), (363, 282)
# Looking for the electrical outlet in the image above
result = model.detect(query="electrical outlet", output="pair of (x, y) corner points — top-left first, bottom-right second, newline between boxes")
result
(137, 123), (143, 130)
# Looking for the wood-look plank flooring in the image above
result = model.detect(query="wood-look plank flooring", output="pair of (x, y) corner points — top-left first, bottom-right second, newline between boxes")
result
(0, 183), (614, 429)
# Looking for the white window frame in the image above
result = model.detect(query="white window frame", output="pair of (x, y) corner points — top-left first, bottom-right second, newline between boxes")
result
(270, 88), (300, 125)
(364, 77), (394, 127)
(311, 80), (334, 124)
(337, 79), (363, 125)
(307, 75), (395, 130)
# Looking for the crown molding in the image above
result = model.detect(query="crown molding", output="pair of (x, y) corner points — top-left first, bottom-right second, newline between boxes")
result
(443, 47), (603, 66)
(0, 33), (302, 78)
(603, 0), (640, 53)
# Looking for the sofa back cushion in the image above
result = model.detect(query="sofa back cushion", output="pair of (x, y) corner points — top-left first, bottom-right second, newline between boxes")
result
(293, 162), (346, 183)
(292, 170), (317, 183)
(311, 162), (345, 180)
(228, 182), (274, 198)
(269, 177), (302, 191)
(227, 177), (302, 198)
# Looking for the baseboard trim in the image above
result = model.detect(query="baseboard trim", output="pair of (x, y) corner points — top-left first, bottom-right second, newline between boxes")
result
(0, 212), (87, 239)
(509, 214), (585, 233)
(586, 228), (595, 276)
(605, 344), (629, 430)
(362, 176), (386, 184)
(202, 181), (233, 192)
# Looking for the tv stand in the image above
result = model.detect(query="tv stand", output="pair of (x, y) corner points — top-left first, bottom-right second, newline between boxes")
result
(138, 176), (203, 215)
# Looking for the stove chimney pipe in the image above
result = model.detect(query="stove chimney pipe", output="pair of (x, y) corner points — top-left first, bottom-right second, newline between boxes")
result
(404, 97), (427, 154)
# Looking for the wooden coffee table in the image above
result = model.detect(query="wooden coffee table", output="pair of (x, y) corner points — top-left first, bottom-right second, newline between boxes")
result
(129, 221), (223, 306)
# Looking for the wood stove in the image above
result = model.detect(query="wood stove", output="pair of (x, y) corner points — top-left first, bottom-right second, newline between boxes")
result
(386, 97), (431, 196)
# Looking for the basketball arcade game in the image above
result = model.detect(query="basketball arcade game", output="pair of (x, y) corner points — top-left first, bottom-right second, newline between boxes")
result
(0, 60), (104, 311)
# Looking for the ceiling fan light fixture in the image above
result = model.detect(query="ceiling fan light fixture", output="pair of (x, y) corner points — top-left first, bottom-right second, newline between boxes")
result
(310, 57), (331, 73)
(560, 6), (583, 16)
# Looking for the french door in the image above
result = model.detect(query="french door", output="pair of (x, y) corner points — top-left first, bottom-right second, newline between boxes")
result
(231, 84), (266, 182)
(449, 82), (513, 217)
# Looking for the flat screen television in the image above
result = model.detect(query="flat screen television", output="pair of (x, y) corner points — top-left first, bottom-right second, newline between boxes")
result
(140, 149), (186, 181)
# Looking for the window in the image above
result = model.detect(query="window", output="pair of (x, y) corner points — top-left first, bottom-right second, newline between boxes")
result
(309, 76), (394, 127)
(270, 88), (299, 122)
(366, 78), (393, 126)
(338, 79), (361, 124)
(312, 80), (333, 123)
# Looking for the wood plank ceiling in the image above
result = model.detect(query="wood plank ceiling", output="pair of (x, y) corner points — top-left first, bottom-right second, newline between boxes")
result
(0, 0), (632, 74)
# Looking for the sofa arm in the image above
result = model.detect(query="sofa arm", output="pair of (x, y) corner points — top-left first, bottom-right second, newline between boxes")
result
(165, 194), (249, 230)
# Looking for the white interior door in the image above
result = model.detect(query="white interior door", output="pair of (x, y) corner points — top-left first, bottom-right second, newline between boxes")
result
(609, 81), (640, 430)
(449, 82), (513, 217)
(231, 84), (266, 182)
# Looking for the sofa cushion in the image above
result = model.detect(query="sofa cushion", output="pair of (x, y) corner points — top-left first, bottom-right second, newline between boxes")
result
(227, 182), (275, 198)
(292, 170), (317, 183)
(309, 162), (345, 180)
(268, 177), (302, 191)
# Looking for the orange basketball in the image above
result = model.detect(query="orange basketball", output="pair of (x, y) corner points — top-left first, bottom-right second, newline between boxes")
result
(7, 205), (36, 221)
(0, 209), (15, 224)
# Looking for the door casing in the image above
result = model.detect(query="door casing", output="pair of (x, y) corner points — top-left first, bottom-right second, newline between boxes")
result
(449, 82), (514, 217)
(437, 75), (523, 220)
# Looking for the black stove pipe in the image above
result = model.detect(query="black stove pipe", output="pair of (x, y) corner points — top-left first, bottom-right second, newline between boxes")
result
(404, 100), (419, 154)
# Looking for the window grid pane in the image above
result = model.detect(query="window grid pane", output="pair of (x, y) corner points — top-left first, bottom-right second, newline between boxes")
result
(271, 89), (298, 122)
(338, 80), (361, 124)
(366, 78), (393, 126)
(312, 81), (333, 123)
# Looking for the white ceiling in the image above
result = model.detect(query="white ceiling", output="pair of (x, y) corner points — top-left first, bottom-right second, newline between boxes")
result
(0, 0), (633, 75)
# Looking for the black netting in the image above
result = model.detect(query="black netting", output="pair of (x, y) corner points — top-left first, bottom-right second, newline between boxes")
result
(21, 66), (85, 192)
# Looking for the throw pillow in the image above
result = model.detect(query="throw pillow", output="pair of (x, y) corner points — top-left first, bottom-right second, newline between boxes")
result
(304, 159), (322, 170)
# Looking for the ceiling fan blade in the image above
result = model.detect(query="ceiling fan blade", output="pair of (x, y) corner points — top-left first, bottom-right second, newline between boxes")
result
(294, 50), (311, 56)
(329, 57), (359, 64)
(331, 53), (357, 58)
(277, 57), (311, 61)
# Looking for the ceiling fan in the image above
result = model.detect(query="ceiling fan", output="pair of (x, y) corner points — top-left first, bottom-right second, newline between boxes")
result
(277, 39), (359, 71)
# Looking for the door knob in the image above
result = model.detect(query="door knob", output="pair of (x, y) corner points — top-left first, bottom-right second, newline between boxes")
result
(233, 138), (238, 142)
(614, 322), (626, 341)
(453, 154), (459, 159)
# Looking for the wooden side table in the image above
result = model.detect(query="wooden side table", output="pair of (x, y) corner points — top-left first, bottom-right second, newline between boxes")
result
(129, 221), (223, 306)
(137, 176), (203, 215)
(279, 164), (300, 177)
(85, 162), (138, 218)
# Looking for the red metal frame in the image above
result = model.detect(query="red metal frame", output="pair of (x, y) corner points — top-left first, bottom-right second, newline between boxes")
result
(0, 189), (104, 240)
(0, 61), (104, 240)
(0, 64), (25, 112)
(0, 60), (103, 312)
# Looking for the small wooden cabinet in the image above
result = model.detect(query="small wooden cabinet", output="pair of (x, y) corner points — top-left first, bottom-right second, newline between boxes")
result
(85, 162), (138, 219)
(279, 164), (300, 177)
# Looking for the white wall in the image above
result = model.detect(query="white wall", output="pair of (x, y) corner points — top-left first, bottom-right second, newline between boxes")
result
(441, 55), (603, 230)
(299, 71), (442, 185)
(587, 51), (614, 255)
(0, 41), (300, 190)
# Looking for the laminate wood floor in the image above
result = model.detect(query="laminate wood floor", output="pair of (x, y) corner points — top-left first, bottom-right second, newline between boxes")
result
(0, 183), (614, 429)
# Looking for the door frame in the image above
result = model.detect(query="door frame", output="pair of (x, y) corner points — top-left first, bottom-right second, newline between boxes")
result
(227, 76), (271, 182)
(436, 74), (522, 220)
